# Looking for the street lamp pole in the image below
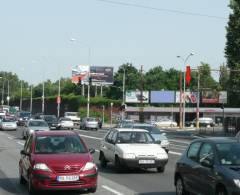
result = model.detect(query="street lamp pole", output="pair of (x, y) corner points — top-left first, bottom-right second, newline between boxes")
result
(196, 67), (200, 128)
(1, 80), (4, 106)
(177, 53), (194, 128)
(30, 85), (33, 113)
(20, 80), (22, 111)
(7, 80), (9, 106)
(57, 78), (61, 118)
(42, 81), (45, 114)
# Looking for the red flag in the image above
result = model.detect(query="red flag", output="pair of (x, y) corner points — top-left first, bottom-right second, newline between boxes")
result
(185, 66), (191, 86)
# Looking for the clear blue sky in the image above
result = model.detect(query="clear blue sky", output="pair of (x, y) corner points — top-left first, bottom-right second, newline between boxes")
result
(0, 0), (230, 85)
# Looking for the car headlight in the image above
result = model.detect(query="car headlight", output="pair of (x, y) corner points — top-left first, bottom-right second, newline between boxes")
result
(33, 163), (52, 172)
(123, 153), (136, 159)
(81, 162), (97, 171)
(156, 153), (168, 159)
(19, 118), (23, 121)
(234, 179), (240, 188)
(29, 129), (34, 134)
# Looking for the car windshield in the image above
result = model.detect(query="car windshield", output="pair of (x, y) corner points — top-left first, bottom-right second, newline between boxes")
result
(29, 121), (48, 127)
(2, 118), (15, 122)
(117, 131), (154, 144)
(60, 118), (71, 121)
(216, 143), (240, 165)
(151, 133), (167, 142)
(19, 112), (31, 117)
(66, 113), (77, 116)
(35, 135), (88, 154)
(44, 116), (57, 122)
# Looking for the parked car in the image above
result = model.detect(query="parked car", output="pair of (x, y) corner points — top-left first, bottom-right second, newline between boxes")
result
(19, 130), (97, 194)
(80, 117), (99, 130)
(132, 123), (170, 153)
(17, 111), (31, 126)
(99, 128), (168, 172)
(42, 115), (58, 129)
(154, 119), (177, 127)
(64, 112), (81, 126)
(22, 119), (50, 139)
(0, 117), (17, 131)
(175, 137), (240, 195)
(57, 117), (74, 130)
(185, 117), (215, 127)
(116, 119), (134, 128)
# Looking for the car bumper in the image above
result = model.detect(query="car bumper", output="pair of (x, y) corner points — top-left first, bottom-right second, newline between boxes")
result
(2, 126), (17, 130)
(86, 124), (98, 129)
(31, 172), (97, 191)
(118, 157), (168, 168)
(60, 124), (74, 128)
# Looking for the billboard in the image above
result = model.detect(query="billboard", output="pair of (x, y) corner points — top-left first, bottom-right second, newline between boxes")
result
(71, 65), (90, 84)
(176, 91), (198, 103)
(150, 91), (175, 103)
(202, 90), (227, 104)
(125, 90), (149, 103)
(90, 66), (113, 85)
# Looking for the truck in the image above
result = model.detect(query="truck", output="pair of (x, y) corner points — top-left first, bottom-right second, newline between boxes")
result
(64, 112), (81, 126)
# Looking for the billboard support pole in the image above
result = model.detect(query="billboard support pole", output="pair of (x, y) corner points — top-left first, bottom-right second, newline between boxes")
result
(179, 72), (183, 129)
(196, 67), (200, 128)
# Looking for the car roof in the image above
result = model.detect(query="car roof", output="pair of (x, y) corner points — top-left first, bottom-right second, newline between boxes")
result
(35, 130), (77, 137)
(114, 128), (148, 132)
(193, 137), (239, 144)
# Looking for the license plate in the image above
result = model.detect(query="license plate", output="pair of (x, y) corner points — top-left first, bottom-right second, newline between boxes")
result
(139, 160), (155, 164)
(57, 175), (79, 182)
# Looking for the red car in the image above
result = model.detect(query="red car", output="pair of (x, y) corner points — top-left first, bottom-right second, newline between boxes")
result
(19, 130), (97, 194)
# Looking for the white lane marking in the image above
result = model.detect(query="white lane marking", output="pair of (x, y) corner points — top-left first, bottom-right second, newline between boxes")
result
(169, 139), (189, 145)
(170, 143), (188, 149)
(78, 134), (102, 140)
(17, 141), (24, 146)
(102, 185), (124, 195)
(169, 151), (182, 156)
(7, 136), (13, 140)
(170, 146), (186, 151)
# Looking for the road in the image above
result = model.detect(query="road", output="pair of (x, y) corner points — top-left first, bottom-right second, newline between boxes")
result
(0, 127), (191, 195)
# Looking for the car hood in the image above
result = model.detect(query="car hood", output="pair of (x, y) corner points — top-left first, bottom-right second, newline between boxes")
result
(33, 153), (92, 169)
(29, 126), (50, 131)
(221, 166), (240, 178)
(116, 144), (167, 155)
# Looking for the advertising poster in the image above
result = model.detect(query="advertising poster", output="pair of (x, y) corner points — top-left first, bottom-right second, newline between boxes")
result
(125, 91), (149, 103)
(71, 65), (90, 84)
(202, 90), (227, 104)
(175, 91), (198, 103)
(150, 91), (175, 103)
(90, 66), (113, 85)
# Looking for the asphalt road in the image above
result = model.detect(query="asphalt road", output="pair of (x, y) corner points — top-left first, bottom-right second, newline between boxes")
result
(0, 127), (191, 195)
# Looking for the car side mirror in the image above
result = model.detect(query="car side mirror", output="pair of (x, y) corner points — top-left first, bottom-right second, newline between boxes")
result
(20, 150), (30, 156)
(89, 148), (95, 154)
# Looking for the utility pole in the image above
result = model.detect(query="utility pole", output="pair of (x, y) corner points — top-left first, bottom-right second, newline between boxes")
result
(57, 78), (61, 118)
(139, 65), (144, 123)
(42, 81), (45, 114)
(179, 72), (183, 128)
(30, 85), (33, 113)
(7, 80), (9, 106)
(1, 80), (4, 106)
(20, 80), (22, 111)
(196, 68), (200, 128)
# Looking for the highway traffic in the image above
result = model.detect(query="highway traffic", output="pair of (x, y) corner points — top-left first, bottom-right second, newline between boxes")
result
(0, 127), (189, 195)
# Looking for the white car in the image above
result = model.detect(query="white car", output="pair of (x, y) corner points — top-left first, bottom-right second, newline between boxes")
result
(99, 128), (168, 172)
(0, 117), (17, 131)
(57, 117), (74, 130)
(154, 119), (177, 127)
(64, 112), (80, 126)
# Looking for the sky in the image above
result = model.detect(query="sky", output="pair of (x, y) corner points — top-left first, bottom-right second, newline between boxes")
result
(0, 0), (230, 85)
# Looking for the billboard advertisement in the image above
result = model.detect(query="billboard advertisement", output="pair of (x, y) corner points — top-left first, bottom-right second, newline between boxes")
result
(150, 91), (175, 103)
(90, 66), (113, 85)
(125, 90), (149, 103)
(202, 90), (227, 104)
(71, 65), (90, 84)
(175, 91), (198, 103)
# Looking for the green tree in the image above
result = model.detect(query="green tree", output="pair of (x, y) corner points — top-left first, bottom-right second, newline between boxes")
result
(145, 66), (166, 90)
(219, 64), (229, 90)
(225, 0), (240, 106)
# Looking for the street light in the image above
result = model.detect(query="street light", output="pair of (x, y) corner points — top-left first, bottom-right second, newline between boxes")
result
(29, 85), (33, 113)
(177, 52), (194, 128)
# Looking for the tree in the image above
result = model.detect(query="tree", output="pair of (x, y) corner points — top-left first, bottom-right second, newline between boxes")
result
(225, 0), (240, 106)
(219, 64), (229, 90)
(145, 66), (166, 90)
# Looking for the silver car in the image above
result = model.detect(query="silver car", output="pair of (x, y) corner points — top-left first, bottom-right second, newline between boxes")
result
(80, 117), (99, 130)
(0, 117), (17, 131)
(22, 119), (50, 139)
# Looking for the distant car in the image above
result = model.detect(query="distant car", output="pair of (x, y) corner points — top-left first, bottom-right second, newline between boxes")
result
(175, 137), (240, 195)
(0, 117), (17, 131)
(57, 117), (74, 130)
(99, 128), (168, 172)
(17, 111), (31, 126)
(42, 115), (58, 129)
(80, 117), (99, 130)
(64, 112), (81, 126)
(22, 119), (50, 139)
(185, 117), (215, 127)
(19, 130), (98, 194)
(154, 119), (177, 127)
(133, 123), (170, 153)
(116, 119), (134, 128)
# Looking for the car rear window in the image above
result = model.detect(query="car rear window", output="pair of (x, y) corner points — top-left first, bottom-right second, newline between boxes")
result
(35, 135), (87, 154)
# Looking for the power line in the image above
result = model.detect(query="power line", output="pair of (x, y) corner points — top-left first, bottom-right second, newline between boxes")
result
(94, 0), (227, 20)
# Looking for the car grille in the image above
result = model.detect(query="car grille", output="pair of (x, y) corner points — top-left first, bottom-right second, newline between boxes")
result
(52, 165), (81, 174)
(49, 180), (85, 186)
(137, 155), (156, 159)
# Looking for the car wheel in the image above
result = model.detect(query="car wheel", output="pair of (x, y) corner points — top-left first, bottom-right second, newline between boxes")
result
(216, 186), (227, 195)
(176, 177), (188, 195)
(88, 187), (97, 193)
(28, 176), (36, 195)
(115, 156), (123, 173)
(157, 166), (165, 173)
(99, 152), (107, 168)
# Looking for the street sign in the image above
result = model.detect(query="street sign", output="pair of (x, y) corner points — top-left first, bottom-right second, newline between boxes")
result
(57, 96), (61, 104)
(185, 66), (191, 86)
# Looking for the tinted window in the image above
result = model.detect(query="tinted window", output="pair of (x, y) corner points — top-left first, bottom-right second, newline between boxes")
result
(44, 116), (57, 122)
(2, 118), (15, 122)
(29, 121), (48, 127)
(35, 135), (87, 154)
(187, 142), (201, 161)
(106, 130), (114, 143)
(217, 143), (240, 165)
(117, 131), (154, 144)
(199, 143), (214, 164)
